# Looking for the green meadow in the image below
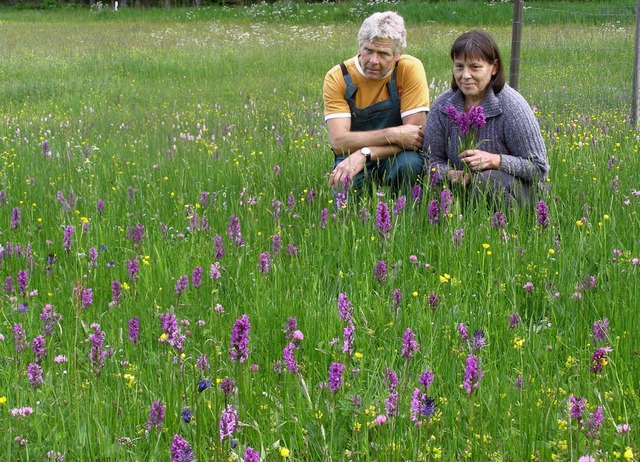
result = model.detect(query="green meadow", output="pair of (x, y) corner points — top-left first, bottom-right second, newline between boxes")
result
(0, 1), (639, 460)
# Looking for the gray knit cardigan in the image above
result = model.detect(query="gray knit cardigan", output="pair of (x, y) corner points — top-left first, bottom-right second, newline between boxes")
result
(423, 84), (549, 186)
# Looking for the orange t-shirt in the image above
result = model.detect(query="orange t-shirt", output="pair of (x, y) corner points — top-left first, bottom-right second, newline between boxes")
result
(323, 54), (430, 122)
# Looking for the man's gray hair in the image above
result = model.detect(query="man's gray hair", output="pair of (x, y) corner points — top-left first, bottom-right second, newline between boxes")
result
(358, 11), (407, 57)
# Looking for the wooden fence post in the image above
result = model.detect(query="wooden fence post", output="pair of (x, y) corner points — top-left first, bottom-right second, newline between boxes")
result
(632, 0), (640, 127)
(510, 0), (524, 91)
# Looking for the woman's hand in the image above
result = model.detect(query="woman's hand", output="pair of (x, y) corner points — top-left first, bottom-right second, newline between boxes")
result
(447, 169), (471, 187)
(459, 149), (500, 172)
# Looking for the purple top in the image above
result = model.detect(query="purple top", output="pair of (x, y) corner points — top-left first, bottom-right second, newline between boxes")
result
(423, 84), (549, 186)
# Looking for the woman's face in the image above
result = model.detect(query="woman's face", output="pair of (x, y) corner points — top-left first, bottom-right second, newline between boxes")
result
(453, 54), (497, 103)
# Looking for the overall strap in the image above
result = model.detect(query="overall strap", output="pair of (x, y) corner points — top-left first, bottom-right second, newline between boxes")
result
(341, 63), (402, 131)
(340, 62), (358, 102)
(386, 66), (401, 114)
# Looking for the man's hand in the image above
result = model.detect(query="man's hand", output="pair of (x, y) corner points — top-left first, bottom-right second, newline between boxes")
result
(391, 124), (423, 151)
(328, 152), (366, 191)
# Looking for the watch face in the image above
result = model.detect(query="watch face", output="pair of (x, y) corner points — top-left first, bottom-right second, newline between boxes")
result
(362, 147), (371, 155)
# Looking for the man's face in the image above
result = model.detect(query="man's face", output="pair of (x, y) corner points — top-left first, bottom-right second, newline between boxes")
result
(358, 39), (399, 80)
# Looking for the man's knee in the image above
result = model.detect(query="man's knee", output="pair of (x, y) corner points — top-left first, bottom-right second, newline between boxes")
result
(390, 151), (423, 181)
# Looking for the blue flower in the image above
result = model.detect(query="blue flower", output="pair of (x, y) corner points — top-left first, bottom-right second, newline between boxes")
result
(198, 378), (211, 393)
(421, 396), (437, 418)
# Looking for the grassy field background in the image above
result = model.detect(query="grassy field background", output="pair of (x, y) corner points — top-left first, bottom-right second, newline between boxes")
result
(0, 1), (639, 460)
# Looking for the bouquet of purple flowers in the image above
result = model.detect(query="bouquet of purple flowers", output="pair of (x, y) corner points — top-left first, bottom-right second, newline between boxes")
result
(446, 104), (487, 156)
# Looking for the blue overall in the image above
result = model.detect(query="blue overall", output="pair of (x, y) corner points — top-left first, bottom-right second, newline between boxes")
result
(332, 62), (423, 196)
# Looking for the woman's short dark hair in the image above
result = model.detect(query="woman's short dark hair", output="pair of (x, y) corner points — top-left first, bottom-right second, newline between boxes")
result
(450, 30), (505, 94)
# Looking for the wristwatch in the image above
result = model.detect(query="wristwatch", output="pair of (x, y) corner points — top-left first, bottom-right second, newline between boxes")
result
(361, 147), (372, 162)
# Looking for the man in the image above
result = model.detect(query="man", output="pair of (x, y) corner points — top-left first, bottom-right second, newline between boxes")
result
(324, 11), (429, 199)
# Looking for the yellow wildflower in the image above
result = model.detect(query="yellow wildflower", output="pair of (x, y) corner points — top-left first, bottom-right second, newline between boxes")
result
(513, 336), (525, 349)
(123, 374), (136, 387)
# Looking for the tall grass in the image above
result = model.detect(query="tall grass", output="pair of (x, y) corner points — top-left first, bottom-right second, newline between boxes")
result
(0, 2), (639, 461)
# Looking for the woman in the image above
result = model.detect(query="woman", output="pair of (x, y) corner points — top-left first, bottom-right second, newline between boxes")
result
(423, 30), (549, 209)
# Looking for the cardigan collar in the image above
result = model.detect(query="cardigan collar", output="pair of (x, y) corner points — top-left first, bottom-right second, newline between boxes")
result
(444, 86), (504, 119)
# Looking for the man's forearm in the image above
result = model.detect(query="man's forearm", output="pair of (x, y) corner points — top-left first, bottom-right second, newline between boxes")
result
(361, 144), (404, 162)
(327, 112), (426, 155)
(330, 126), (403, 155)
